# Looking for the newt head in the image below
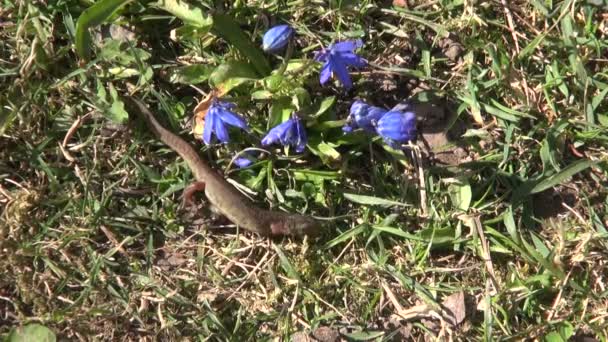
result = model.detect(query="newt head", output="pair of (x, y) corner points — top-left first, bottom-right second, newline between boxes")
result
(269, 213), (321, 237)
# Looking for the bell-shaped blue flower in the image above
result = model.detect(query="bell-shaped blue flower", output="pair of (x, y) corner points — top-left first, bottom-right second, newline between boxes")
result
(233, 150), (258, 168)
(343, 100), (387, 133)
(262, 24), (294, 53)
(261, 114), (307, 153)
(203, 99), (250, 145)
(314, 39), (367, 89)
(376, 110), (417, 148)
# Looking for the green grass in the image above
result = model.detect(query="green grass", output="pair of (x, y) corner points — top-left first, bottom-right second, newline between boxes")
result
(1, 0), (608, 340)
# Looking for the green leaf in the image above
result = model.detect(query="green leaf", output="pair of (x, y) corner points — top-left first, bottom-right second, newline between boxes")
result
(448, 178), (472, 211)
(373, 226), (422, 241)
(154, 0), (212, 28)
(272, 244), (300, 282)
(209, 60), (258, 94)
(343, 193), (409, 208)
(544, 322), (573, 342)
(598, 113), (608, 127)
(569, 53), (588, 86)
(211, 13), (271, 76)
(251, 90), (273, 100)
(418, 226), (458, 245)
(244, 166), (267, 191)
(540, 138), (560, 173)
(316, 142), (341, 160)
(268, 97), (294, 128)
(168, 64), (213, 84)
(107, 83), (129, 124)
(544, 332), (565, 342)
(324, 224), (367, 249)
(292, 87), (311, 111)
(530, 0), (549, 16)
(6, 324), (56, 342)
(529, 159), (596, 194)
(311, 96), (336, 117)
(75, 0), (133, 60)
(481, 103), (519, 122)
(512, 159), (596, 205)
(592, 87), (608, 110)
(517, 33), (546, 60)
(343, 330), (384, 341)
(503, 206), (519, 243)
(293, 169), (340, 183)
(263, 74), (285, 92)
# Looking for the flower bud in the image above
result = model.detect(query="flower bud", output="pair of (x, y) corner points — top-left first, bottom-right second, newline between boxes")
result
(262, 24), (294, 53)
(377, 111), (417, 143)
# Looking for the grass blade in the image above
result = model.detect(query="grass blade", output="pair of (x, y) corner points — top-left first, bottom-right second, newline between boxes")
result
(211, 13), (271, 76)
(343, 193), (410, 208)
(529, 159), (596, 194)
(154, 0), (212, 28)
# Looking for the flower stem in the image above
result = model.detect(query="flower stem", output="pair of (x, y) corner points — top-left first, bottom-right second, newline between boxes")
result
(276, 39), (294, 76)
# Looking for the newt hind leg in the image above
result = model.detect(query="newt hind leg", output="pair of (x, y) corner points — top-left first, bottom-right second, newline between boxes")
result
(181, 181), (229, 226)
(182, 181), (206, 209)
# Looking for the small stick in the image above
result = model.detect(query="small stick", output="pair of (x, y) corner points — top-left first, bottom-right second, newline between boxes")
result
(500, 0), (520, 53)
(472, 216), (500, 293)
(409, 142), (428, 216)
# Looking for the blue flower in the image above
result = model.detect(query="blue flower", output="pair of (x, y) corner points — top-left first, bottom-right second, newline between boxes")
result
(261, 114), (307, 153)
(234, 156), (254, 168)
(376, 110), (417, 148)
(343, 100), (387, 133)
(233, 151), (257, 168)
(262, 24), (294, 53)
(314, 39), (367, 89)
(203, 99), (250, 145)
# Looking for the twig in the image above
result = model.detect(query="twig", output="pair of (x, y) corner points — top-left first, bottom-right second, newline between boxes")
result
(546, 270), (572, 321)
(471, 215), (500, 293)
(225, 251), (273, 302)
(500, 0), (520, 53)
(410, 143), (428, 216)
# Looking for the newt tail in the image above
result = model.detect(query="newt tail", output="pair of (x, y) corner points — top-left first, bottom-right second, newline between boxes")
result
(125, 96), (320, 237)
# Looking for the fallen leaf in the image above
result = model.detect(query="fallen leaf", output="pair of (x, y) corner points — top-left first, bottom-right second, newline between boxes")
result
(192, 90), (219, 136)
(441, 291), (466, 326)
(312, 326), (340, 342)
(392, 0), (408, 7)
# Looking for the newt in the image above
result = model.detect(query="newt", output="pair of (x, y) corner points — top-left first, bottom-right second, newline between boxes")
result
(125, 96), (321, 237)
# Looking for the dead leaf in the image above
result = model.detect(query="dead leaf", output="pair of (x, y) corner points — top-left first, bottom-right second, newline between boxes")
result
(192, 91), (217, 137)
(440, 291), (466, 326)
(312, 326), (340, 342)
(392, 0), (408, 7)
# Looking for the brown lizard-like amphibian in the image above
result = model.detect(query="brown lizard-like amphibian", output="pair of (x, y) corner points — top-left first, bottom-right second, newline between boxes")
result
(126, 96), (321, 237)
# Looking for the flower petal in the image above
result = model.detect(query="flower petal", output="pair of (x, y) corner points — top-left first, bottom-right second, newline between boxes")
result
(261, 120), (294, 146)
(203, 110), (217, 145)
(337, 52), (367, 68)
(319, 61), (332, 85)
(331, 39), (363, 53)
(314, 49), (329, 62)
(234, 156), (254, 168)
(281, 119), (297, 145)
(294, 118), (307, 153)
(342, 125), (354, 132)
(356, 106), (387, 132)
(219, 110), (249, 131)
(214, 115), (230, 143)
(350, 100), (369, 118)
(377, 111), (417, 142)
(214, 100), (236, 111)
(329, 54), (352, 89)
